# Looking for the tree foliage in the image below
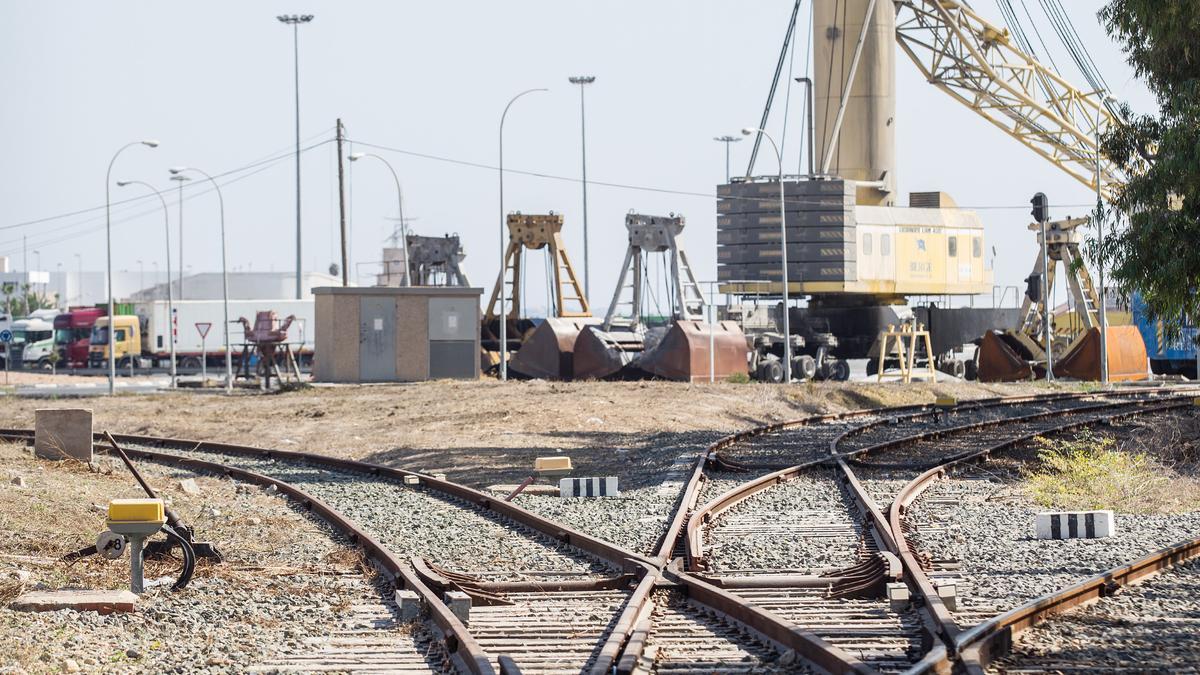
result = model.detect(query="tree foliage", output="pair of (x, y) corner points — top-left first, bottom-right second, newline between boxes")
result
(1098, 0), (1200, 325)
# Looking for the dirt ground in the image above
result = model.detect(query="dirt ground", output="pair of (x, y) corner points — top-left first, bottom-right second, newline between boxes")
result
(0, 379), (1085, 488)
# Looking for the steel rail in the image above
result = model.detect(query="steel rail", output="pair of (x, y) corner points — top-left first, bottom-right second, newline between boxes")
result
(668, 388), (1192, 675)
(0, 427), (659, 675)
(0, 428), (656, 574)
(885, 397), (1194, 672)
(950, 535), (1200, 675)
(829, 387), (1187, 459)
(5, 435), (497, 675)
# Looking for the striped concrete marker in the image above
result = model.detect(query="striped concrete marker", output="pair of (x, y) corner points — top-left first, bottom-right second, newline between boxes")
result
(559, 477), (619, 498)
(1035, 510), (1115, 539)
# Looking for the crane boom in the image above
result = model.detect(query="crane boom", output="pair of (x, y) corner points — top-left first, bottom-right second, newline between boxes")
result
(893, 0), (1123, 196)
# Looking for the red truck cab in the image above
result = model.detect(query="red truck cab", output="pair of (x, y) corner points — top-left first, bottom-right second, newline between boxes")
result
(54, 307), (106, 368)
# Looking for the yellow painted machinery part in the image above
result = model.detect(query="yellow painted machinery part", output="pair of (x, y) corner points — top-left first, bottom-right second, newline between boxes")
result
(107, 498), (165, 524)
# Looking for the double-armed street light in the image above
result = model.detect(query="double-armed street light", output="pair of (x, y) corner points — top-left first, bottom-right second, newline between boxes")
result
(105, 139), (159, 395)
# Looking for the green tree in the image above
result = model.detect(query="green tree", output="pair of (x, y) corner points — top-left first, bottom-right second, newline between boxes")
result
(1098, 1), (1200, 327)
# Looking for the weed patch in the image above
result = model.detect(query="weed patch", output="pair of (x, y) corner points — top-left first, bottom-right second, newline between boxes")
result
(1024, 432), (1200, 513)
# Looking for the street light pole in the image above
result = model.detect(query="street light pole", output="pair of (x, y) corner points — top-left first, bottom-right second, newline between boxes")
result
(169, 173), (190, 299)
(743, 127), (791, 384)
(568, 75), (595, 299)
(277, 14), (314, 300)
(170, 166), (232, 394)
(498, 87), (548, 382)
(116, 180), (177, 388)
(348, 152), (410, 286)
(713, 135), (743, 183)
(105, 139), (158, 395)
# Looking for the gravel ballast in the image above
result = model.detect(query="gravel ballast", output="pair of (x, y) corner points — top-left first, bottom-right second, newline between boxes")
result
(145, 448), (615, 579)
(706, 469), (861, 574)
(0, 448), (448, 673)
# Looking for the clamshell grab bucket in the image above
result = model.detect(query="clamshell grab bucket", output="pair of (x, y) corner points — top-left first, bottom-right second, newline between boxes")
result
(637, 320), (750, 383)
(977, 330), (1036, 382)
(573, 325), (646, 380)
(507, 317), (600, 380)
(1054, 325), (1149, 382)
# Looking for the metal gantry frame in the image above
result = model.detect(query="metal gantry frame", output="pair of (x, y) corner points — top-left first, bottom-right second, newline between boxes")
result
(893, 0), (1124, 197)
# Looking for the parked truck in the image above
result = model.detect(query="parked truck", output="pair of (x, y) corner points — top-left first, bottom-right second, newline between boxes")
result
(54, 306), (106, 368)
(88, 299), (314, 369)
(7, 318), (54, 369)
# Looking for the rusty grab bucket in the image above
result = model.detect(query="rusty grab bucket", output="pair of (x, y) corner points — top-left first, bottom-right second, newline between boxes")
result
(637, 320), (749, 383)
(507, 317), (600, 380)
(977, 330), (1037, 382)
(573, 325), (646, 380)
(1054, 325), (1149, 382)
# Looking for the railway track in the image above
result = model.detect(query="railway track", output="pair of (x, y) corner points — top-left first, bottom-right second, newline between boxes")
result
(6, 386), (1198, 673)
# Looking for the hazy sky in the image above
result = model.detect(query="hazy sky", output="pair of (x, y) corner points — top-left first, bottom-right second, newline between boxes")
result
(1, 1), (1151, 312)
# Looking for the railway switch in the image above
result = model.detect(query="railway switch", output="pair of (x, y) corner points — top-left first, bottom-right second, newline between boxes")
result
(105, 498), (167, 594)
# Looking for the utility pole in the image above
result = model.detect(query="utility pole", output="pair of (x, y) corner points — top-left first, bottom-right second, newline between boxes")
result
(568, 75), (595, 299)
(336, 119), (349, 286)
(277, 14), (314, 299)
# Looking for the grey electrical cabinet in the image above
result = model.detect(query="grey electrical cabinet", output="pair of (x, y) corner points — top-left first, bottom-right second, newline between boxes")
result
(313, 286), (483, 383)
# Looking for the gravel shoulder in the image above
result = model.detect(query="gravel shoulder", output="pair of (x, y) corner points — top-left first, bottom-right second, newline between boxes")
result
(0, 442), (444, 674)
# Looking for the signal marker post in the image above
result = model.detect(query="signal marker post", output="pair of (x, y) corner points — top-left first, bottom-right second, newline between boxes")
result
(0, 329), (11, 386)
(195, 322), (212, 385)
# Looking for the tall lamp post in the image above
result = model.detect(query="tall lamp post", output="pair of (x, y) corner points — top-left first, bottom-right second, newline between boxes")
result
(348, 152), (410, 286)
(713, 135), (743, 183)
(568, 75), (595, 298)
(116, 180), (177, 388)
(105, 139), (158, 395)
(277, 14), (314, 300)
(169, 167), (232, 393)
(170, 173), (190, 299)
(742, 127), (791, 383)
(498, 87), (548, 382)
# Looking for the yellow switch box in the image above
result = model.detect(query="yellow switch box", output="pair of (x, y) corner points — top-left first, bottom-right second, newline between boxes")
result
(935, 396), (958, 408)
(107, 498), (166, 524)
(534, 457), (573, 476)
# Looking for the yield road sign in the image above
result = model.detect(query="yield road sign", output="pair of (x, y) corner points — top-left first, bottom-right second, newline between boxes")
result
(195, 322), (212, 339)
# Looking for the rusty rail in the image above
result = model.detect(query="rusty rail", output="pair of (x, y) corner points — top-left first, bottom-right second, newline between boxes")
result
(948, 535), (1200, 674)
(38, 437), (496, 675)
(884, 396), (1194, 671)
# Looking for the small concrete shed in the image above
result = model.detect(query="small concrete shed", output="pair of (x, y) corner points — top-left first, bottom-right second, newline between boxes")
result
(313, 286), (482, 382)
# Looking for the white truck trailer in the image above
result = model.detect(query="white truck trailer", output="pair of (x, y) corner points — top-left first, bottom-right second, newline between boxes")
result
(133, 299), (314, 368)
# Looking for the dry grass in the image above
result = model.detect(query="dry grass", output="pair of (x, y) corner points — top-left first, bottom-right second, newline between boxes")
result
(1024, 432), (1200, 513)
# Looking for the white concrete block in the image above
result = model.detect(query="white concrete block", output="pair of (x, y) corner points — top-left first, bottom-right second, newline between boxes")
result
(559, 477), (619, 498)
(444, 591), (471, 625)
(394, 589), (421, 621)
(935, 581), (958, 612)
(1035, 510), (1115, 539)
(403, 475), (420, 486)
(886, 582), (909, 611)
(34, 409), (93, 462)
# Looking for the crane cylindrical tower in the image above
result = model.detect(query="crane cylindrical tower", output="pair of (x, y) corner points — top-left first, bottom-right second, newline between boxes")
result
(813, 0), (897, 206)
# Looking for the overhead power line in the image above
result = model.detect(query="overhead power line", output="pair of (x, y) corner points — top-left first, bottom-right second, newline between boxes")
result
(347, 137), (1099, 212)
